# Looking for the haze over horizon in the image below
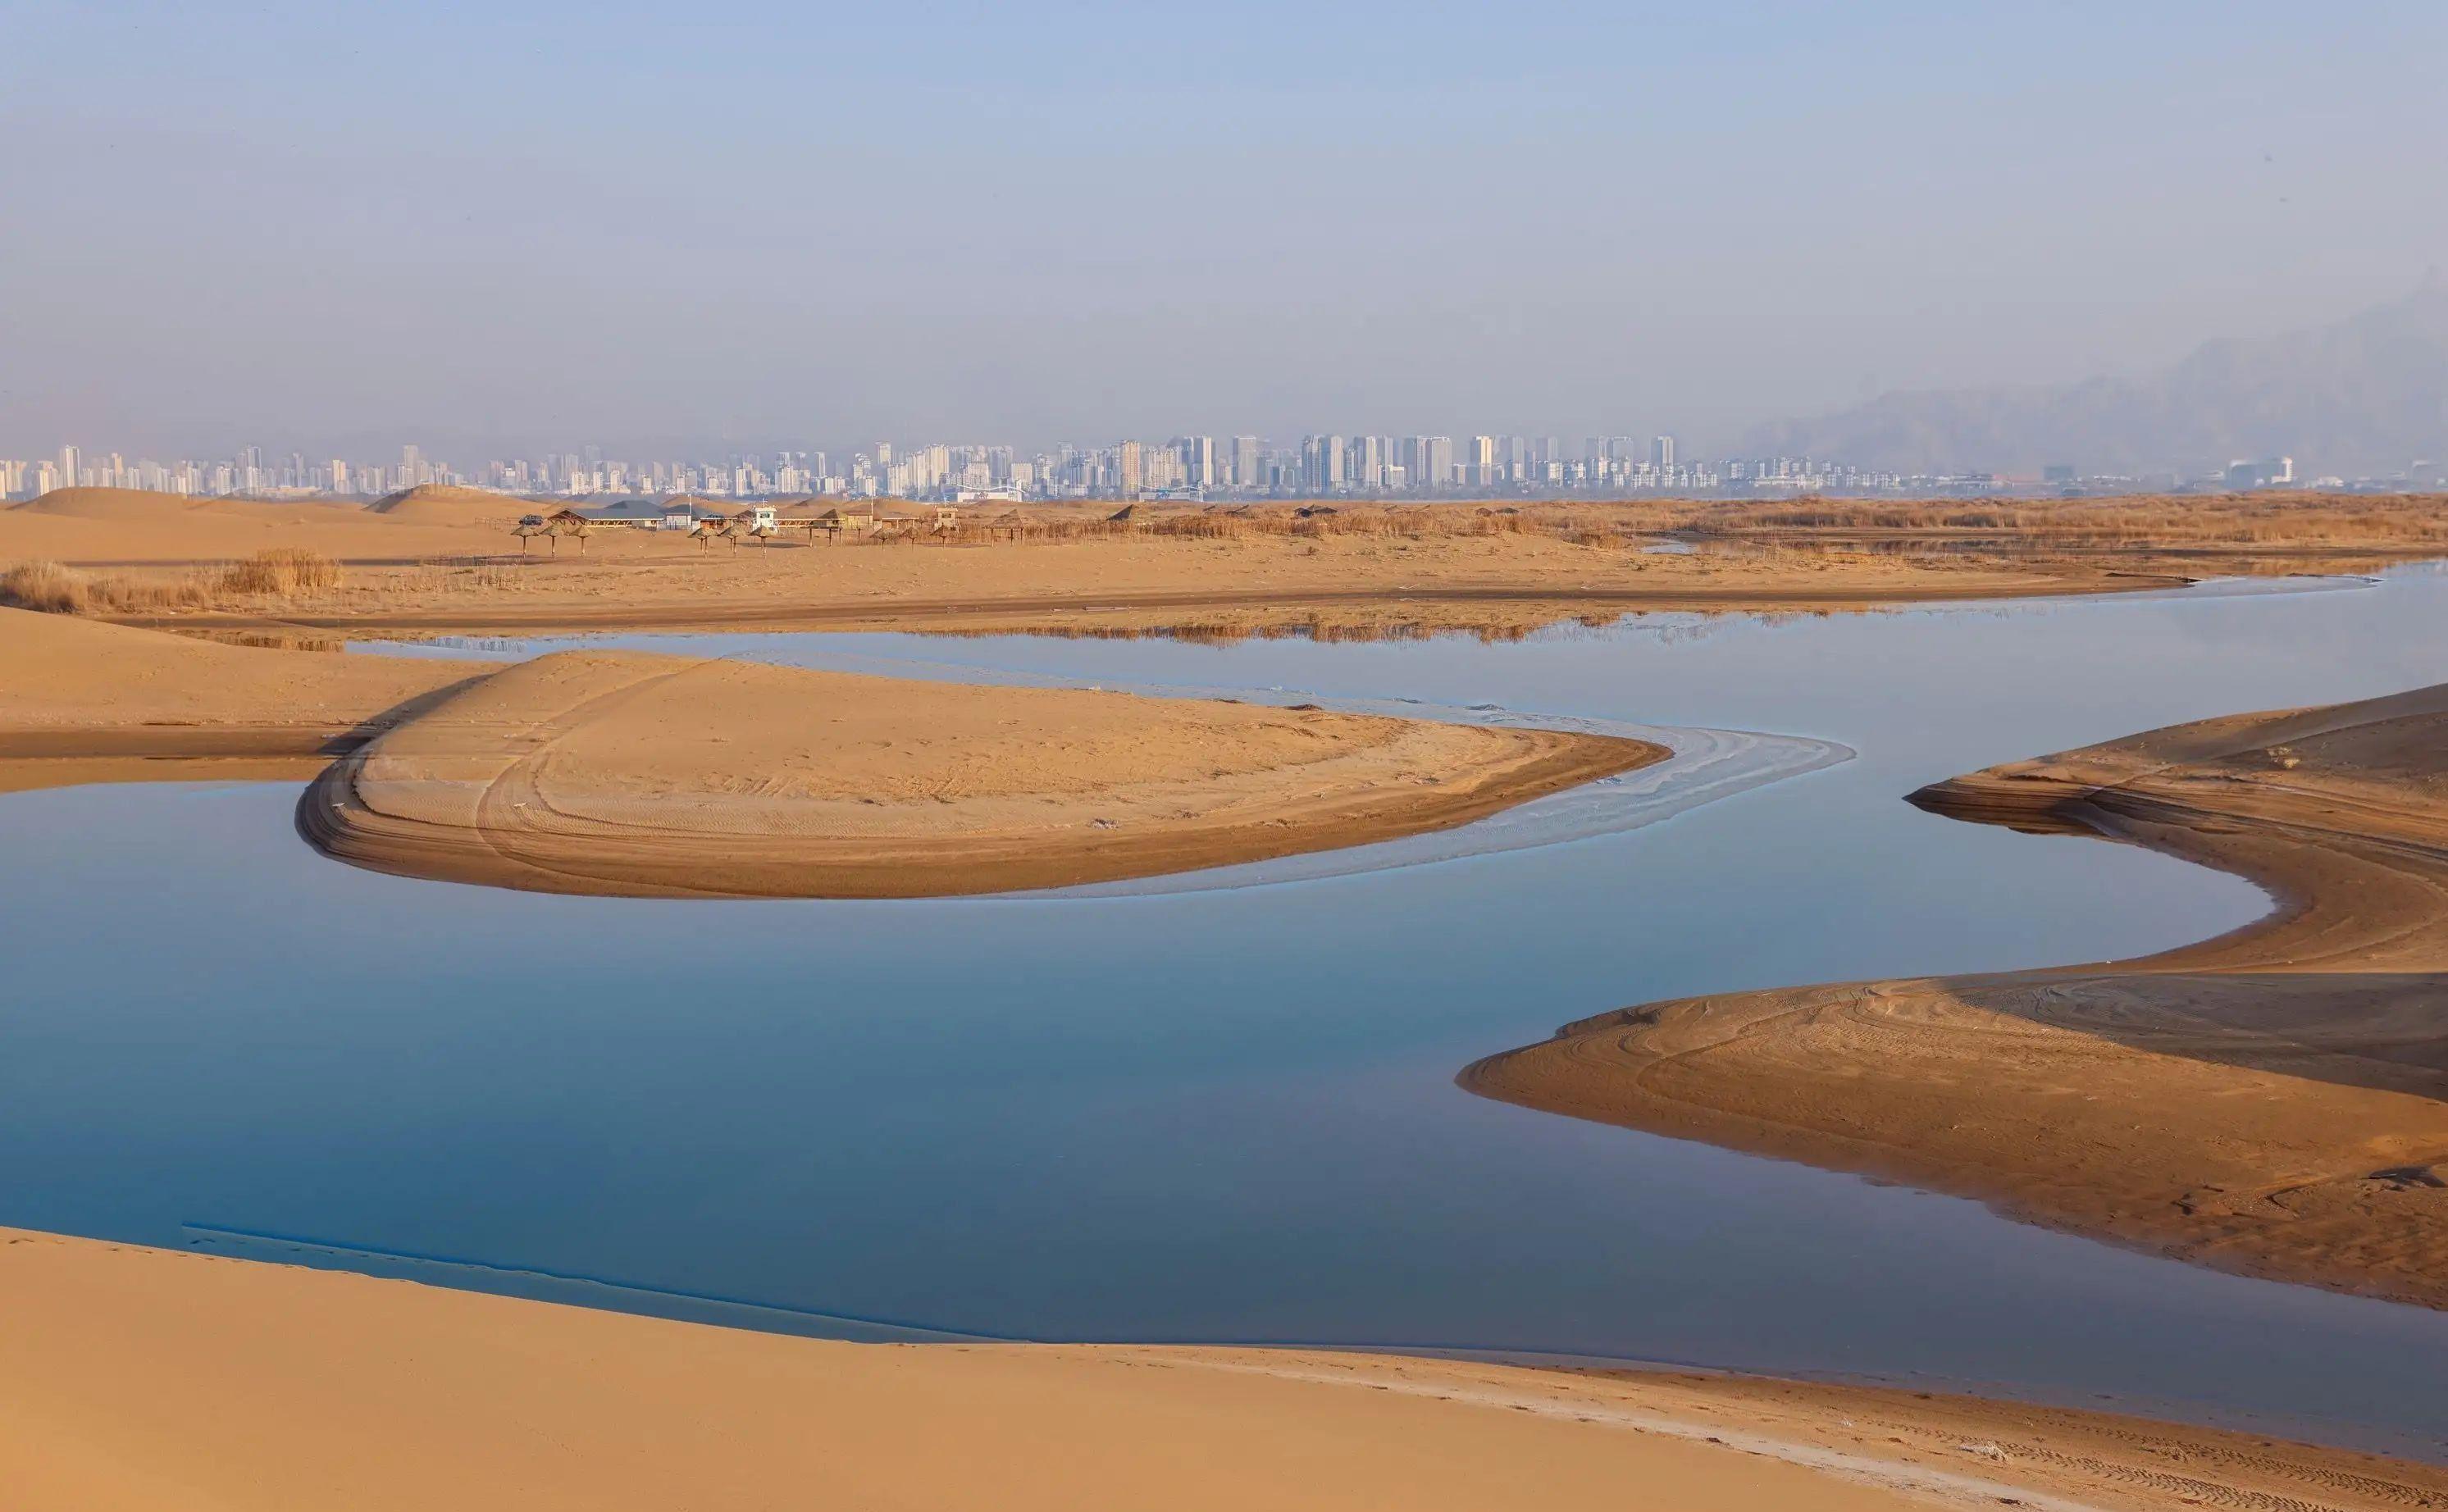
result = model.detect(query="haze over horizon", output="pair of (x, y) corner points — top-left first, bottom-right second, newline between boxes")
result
(5, 1), (2443, 460)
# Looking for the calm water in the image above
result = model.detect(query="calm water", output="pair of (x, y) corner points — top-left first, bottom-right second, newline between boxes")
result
(6, 568), (2448, 1456)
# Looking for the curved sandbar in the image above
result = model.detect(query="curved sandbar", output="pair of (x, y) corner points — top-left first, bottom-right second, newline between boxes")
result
(1466, 682), (2448, 1309)
(302, 649), (1662, 898)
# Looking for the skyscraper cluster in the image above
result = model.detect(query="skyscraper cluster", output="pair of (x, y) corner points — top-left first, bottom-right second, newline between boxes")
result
(2, 434), (2043, 503)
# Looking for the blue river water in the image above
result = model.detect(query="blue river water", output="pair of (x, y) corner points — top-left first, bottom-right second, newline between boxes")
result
(3, 567), (2446, 1457)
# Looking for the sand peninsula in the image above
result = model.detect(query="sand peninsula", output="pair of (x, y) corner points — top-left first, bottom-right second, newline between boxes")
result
(15, 484), (2448, 644)
(7, 1228), (2442, 1512)
(0, 609), (1657, 896)
(1466, 681), (2448, 1309)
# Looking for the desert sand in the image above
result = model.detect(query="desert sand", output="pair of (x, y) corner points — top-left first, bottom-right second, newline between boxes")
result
(23, 483), (2448, 642)
(6, 1227), (2441, 1512)
(0, 607), (487, 793)
(1466, 681), (2448, 1309)
(0, 485), (2213, 641)
(0, 609), (1656, 895)
(303, 648), (1657, 896)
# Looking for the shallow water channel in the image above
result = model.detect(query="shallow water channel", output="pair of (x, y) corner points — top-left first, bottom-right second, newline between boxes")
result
(6, 567), (2448, 1457)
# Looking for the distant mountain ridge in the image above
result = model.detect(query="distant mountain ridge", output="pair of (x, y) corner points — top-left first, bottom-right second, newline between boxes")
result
(1735, 283), (2448, 477)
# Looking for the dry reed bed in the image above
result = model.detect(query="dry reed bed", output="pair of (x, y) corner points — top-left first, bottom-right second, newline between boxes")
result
(1, 549), (343, 615)
(1654, 491), (2448, 548)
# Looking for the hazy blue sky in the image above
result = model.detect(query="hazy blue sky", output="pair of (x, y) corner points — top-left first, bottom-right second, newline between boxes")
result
(4, 1), (2442, 458)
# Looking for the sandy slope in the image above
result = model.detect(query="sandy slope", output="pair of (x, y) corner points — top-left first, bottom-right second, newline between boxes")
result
(5, 1229), (2439, 1512)
(1466, 682), (2448, 1309)
(363, 482), (532, 524)
(0, 608), (487, 792)
(303, 649), (1657, 896)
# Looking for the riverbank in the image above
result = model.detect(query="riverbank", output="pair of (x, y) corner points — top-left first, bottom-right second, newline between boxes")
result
(0, 483), (2349, 641)
(1465, 680), (2448, 1309)
(0, 608), (488, 793)
(6, 1227), (2440, 1512)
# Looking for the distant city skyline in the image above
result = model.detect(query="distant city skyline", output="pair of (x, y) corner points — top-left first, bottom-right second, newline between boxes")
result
(9, 431), (2424, 506)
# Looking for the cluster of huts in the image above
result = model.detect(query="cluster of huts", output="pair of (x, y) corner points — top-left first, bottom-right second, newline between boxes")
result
(518, 498), (1021, 544)
(515, 496), (1380, 550)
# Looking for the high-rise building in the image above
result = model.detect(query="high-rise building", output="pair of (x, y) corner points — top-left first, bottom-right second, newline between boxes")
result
(1117, 439), (1143, 496)
(1231, 435), (1260, 488)
(1470, 435), (1497, 488)
(58, 444), (80, 489)
(1652, 434), (1676, 469)
(1349, 435), (1384, 491)
(1175, 435), (1215, 489)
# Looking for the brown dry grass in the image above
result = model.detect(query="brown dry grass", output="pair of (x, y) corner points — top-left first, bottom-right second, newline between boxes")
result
(1656, 490), (2448, 550)
(220, 546), (342, 595)
(0, 561), (89, 613)
(882, 491), (2448, 556)
(2, 549), (344, 615)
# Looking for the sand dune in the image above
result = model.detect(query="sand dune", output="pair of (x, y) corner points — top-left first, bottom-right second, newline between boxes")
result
(366, 481), (532, 524)
(303, 649), (1659, 897)
(12, 485), (227, 521)
(1466, 681), (2448, 1308)
(4, 1227), (2438, 1512)
(0, 486), (508, 563)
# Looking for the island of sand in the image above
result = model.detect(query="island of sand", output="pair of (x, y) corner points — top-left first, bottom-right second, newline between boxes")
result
(6, 1226), (2441, 1512)
(300, 649), (1657, 897)
(1466, 681), (2448, 1309)
(0, 608), (1657, 896)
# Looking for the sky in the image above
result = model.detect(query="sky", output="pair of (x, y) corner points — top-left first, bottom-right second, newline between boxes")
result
(3, 0), (2443, 460)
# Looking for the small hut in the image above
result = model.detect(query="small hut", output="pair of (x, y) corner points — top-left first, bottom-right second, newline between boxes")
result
(807, 505), (877, 541)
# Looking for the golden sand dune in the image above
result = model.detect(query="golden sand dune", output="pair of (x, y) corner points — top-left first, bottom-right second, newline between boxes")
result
(1466, 682), (2448, 1308)
(0, 486), (510, 563)
(0, 608), (485, 792)
(303, 649), (1658, 897)
(7, 485), (357, 523)
(5, 1228), (2437, 1512)
(365, 482), (531, 524)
